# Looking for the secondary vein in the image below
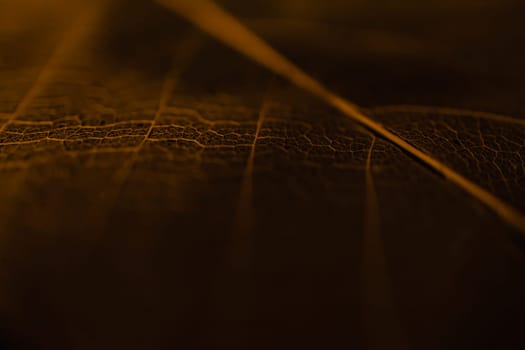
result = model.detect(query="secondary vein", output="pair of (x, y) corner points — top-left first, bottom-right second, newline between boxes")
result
(363, 136), (407, 350)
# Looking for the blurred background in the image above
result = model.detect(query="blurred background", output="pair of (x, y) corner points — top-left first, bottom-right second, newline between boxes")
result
(1, 0), (524, 114)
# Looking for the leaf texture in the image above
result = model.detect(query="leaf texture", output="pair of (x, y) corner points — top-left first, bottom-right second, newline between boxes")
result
(0, 1), (524, 350)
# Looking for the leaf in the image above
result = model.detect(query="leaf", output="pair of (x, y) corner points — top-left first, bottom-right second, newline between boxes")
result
(0, 1), (524, 350)
(156, 0), (525, 234)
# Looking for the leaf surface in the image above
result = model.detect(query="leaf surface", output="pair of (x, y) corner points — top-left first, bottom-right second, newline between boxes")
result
(0, 1), (524, 349)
